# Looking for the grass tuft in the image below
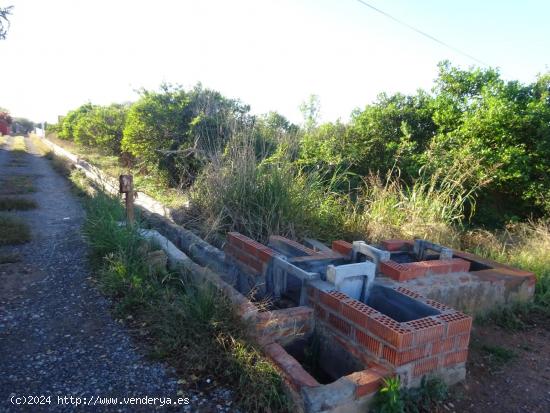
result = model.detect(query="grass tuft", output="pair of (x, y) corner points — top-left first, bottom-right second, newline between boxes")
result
(0, 213), (31, 245)
(0, 197), (37, 211)
(0, 175), (36, 195)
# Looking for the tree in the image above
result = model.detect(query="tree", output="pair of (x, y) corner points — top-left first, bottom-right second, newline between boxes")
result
(299, 94), (321, 132)
(0, 5), (13, 40)
(122, 83), (250, 187)
(12, 117), (35, 134)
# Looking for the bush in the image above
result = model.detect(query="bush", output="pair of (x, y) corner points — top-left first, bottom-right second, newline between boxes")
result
(191, 134), (346, 243)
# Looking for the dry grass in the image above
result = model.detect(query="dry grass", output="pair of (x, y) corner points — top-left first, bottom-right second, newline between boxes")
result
(0, 175), (36, 195)
(0, 197), (37, 211)
(0, 214), (31, 245)
(464, 221), (550, 306)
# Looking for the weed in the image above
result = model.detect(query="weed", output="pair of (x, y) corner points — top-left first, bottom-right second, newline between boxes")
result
(11, 136), (26, 152)
(0, 197), (37, 211)
(373, 376), (449, 413)
(0, 213), (31, 245)
(191, 134), (346, 243)
(0, 252), (21, 264)
(0, 175), (35, 195)
(372, 376), (405, 413)
(481, 344), (517, 368)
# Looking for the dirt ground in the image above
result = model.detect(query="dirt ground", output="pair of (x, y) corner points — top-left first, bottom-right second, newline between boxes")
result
(449, 312), (550, 413)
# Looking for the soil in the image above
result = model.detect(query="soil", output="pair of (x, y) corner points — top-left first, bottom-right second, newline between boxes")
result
(449, 313), (550, 413)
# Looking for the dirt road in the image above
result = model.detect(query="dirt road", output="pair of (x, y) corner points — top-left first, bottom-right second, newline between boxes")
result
(0, 137), (183, 412)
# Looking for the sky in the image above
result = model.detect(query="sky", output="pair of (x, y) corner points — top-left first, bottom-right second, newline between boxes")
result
(0, 0), (548, 124)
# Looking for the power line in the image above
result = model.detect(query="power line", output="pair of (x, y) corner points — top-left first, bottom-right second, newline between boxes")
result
(354, 0), (490, 67)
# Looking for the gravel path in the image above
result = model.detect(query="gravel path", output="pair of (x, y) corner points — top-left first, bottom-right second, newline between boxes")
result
(0, 137), (235, 412)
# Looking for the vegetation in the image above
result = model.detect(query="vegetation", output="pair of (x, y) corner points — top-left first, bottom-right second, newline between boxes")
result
(480, 344), (518, 369)
(46, 61), (550, 307)
(0, 213), (31, 245)
(78, 186), (291, 412)
(0, 197), (37, 210)
(372, 376), (449, 413)
(0, 174), (35, 195)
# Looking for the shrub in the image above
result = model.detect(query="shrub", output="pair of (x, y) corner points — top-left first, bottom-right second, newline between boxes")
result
(191, 134), (346, 243)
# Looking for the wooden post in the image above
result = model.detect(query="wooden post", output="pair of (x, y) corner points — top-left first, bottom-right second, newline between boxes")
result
(119, 174), (134, 226)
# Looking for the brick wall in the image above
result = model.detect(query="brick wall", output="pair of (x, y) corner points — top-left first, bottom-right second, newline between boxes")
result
(379, 258), (471, 281)
(307, 284), (472, 386)
(224, 232), (279, 275)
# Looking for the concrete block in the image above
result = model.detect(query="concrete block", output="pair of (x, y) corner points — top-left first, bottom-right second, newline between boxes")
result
(327, 262), (375, 301)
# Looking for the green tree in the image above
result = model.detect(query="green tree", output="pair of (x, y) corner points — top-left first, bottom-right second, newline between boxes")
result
(72, 104), (127, 153)
(122, 83), (250, 187)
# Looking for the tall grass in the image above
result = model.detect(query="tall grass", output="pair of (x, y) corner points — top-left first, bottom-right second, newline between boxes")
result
(464, 221), (550, 307)
(191, 134), (346, 243)
(344, 156), (486, 246)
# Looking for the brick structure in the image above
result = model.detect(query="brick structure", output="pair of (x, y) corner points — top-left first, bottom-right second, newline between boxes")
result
(307, 284), (472, 387)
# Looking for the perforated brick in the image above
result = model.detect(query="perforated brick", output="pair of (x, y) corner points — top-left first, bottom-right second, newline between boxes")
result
(328, 313), (352, 336)
(413, 357), (439, 377)
(342, 299), (379, 328)
(319, 290), (350, 312)
(436, 312), (472, 337)
(382, 345), (429, 366)
(443, 350), (468, 366)
(432, 337), (455, 354)
(404, 317), (445, 345)
(355, 329), (383, 356)
(314, 304), (326, 321)
(380, 261), (409, 280)
(455, 334), (470, 350)
(424, 299), (454, 313)
(381, 239), (409, 251)
(394, 286), (422, 299)
(368, 314), (414, 349)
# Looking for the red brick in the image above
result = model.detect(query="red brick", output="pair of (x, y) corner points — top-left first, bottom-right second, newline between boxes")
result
(394, 286), (422, 299)
(227, 232), (243, 247)
(380, 261), (410, 281)
(368, 314), (414, 349)
(223, 243), (239, 259)
(443, 350), (468, 366)
(256, 247), (277, 263)
(332, 334), (372, 366)
(455, 334), (470, 350)
(319, 290), (349, 312)
(269, 235), (318, 256)
(436, 312), (472, 337)
(423, 299), (453, 313)
(404, 317), (445, 346)
(432, 337), (455, 354)
(264, 343), (320, 390)
(350, 369), (385, 398)
(413, 357), (439, 377)
(341, 299), (379, 328)
(328, 313), (352, 336)
(355, 329), (383, 356)
(381, 239), (409, 251)
(314, 304), (326, 320)
(332, 240), (353, 256)
(382, 345), (429, 366)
